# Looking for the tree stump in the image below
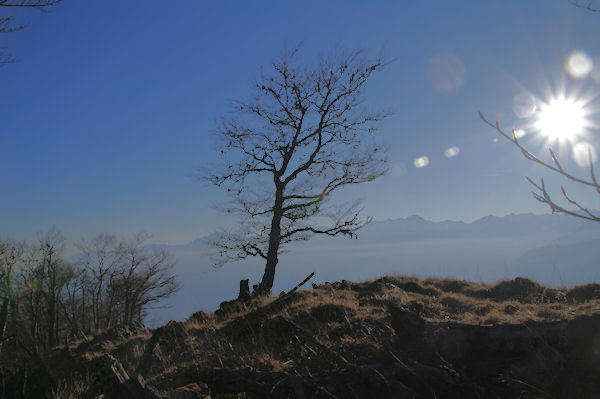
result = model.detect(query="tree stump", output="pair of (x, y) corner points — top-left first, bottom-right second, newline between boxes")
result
(237, 279), (251, 301)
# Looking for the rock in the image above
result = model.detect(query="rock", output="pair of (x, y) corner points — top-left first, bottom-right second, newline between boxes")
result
(91, 354), (158, 398)
(136, 321), (188, 379)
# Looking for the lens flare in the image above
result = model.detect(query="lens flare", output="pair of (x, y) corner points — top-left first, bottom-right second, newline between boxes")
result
(414, 156), (430, 168)
(444, 146), (460, 158)
(572, 142), (597, 168)
(565, 50), (593, 79)
(535, 97), (586, 141)
(427, 53), (466, 93)
(512, 93), (537, 118)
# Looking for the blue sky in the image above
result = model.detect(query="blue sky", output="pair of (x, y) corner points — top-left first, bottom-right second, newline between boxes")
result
(1, 0), (600, 246)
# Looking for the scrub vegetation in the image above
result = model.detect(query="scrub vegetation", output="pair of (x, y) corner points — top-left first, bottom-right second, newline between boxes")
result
(7, 274), (599, 398)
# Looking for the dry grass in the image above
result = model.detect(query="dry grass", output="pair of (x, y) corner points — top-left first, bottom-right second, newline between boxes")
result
(153, 275), (598, 376)
(567, 283), (600, 303)
(45, 274), (600, 398)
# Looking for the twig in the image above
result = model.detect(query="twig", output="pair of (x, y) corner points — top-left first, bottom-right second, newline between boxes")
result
(568, 0), (600, 13)
(271, 271), (315, 306)
(500, 375), (557, 399)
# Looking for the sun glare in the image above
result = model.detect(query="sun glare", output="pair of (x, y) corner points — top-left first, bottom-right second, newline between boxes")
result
(535, 97), (586, 141)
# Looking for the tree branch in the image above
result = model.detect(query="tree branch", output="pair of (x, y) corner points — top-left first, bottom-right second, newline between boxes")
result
(480, 111), (600, 222)
(568, 0), (600, 13)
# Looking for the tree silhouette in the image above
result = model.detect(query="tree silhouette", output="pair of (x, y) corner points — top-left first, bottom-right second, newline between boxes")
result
(205, 45), (391, 295)
(75, 233), (180, 328)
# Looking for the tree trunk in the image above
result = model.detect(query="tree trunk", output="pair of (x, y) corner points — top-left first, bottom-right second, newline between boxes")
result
(31, 291), (40, 348)
(47, 295), (56, 348)
(54, 300), (59, 346)
(258, 186), (284, 295)
(0, 298), (9, 345)
(46, 247), (57, 348)
(0, 272), (11, 349)
(94, 285), (102, 330)
(80, 284), (87, 332)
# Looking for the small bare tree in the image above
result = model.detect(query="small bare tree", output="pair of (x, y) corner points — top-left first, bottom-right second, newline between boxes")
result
(114, 233), (180, 325)
(37, 229), (70, 348)
(480, 113), (600, 222)
(0, 237), (23, 349)
(205, 45), (391, 295)
(76, 234), (121, 330)
(75, 233), (180, 328)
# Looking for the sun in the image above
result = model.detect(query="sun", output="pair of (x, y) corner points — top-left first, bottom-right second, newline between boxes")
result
(535, 97), (587, 141)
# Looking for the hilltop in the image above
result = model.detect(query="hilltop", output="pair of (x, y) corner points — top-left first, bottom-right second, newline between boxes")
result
(8, 275), (600, 398)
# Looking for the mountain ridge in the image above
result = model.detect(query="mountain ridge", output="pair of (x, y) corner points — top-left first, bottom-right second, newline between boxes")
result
(182, 212), (593, 247)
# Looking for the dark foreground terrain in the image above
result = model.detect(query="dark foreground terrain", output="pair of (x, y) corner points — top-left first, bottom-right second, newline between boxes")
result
(5, 276), (600, 398)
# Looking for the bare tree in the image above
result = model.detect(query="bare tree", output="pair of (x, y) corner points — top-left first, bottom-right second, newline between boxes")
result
(76, 234), (121, 330)
(0, 238), (24, 350)
(0, 0), (61, 65)
(0, 230), (178, 363)
(59, 263), (85, 337)
(0, 237), (31, 378)
(75, 233), (180, 328)
(480, 113), (600, 222)
(18, 244), (44, 346)
(37, 229), (70, 348)
(205, 45), (391, 295)
(2, 230), (72, 353)
(114, 234), (180, 325)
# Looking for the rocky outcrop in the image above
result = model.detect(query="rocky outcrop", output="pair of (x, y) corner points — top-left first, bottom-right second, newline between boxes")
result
(89, 354), (156, 399)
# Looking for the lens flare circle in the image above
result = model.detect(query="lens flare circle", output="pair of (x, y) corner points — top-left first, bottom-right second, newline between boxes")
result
(565, 50), (593, 79)
(414, 156), (430, 168)
(572, 142), (597, 168)
(535, 97), (586, 141)
(444, 146), (460, 158)
(427, 53), (466, 93)
(512, 93), (537, 118)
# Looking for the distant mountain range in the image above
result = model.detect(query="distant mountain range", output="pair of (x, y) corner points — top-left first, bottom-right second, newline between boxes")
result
(181, 212), (594, 248)
(351, 213), (590, 242)
(149, 212), (600, 325)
